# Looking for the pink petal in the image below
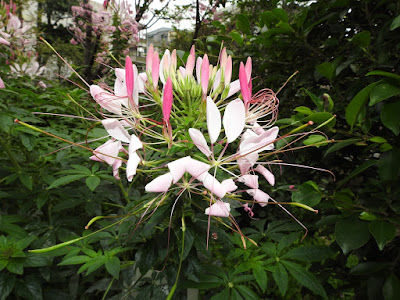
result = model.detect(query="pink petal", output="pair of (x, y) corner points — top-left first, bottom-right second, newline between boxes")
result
(162, 77), (173, 122)
(152, 51), (160, 89)
(237, 156), (253, 175)
(90, 85), (121, 115)
(255, 165), (275, 186)
(146, 44), (154, 72)
(102, 119), (130, 143)
(185, 158), (210, 181)
(239, 62), (251, 104)
(225, 56), (232, 87)
(238, 174), (259, 189)
(196, 57), (202, 84)
(246, 189), (270, 207)
(145, 172), (174, 193)
(201, 54), (210, 96)
(205, 201), (230, 217)
(245, 57), (252, 83)
(221, 179), (238, 193)
(252, 122), (265, 135)
(126, 152), (140, 181)
(125, 56), (134, 102)
(220, 47), (227, 69)
(202, 173), (226, 198)
(186, 45), (195, 77)
(223, 99), (246, 143)
(0, 77), (5, 89)
(206, 97), (221, 144)
(189, 128), (212, 157)
(168, 156), (190, 183)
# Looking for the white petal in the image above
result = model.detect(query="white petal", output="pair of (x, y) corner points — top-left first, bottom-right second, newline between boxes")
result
(138, 72), (147, 93)
(227, 79), (240, 98)
(159, 49), (170, 85)
(189, 128), (212, 157)
(221, 179), (238, 193)
(255, 165), (275, 186)
(132, 64), (139, 106)
(102, 119), (131, 143)
(246, 189), (270, 207)
(90, 85), (122, 115)
(126, 152), (140, 181)
(114, 68), (127, 97)
(90, 140), (121, 166)
(240, 126), (279, 154)
(212, 69), (221, 92)
(196, 57), (202, 84)
(185, 158), (210, 182)
(202, 173), (226, 198)
(205, 201), (230, 217)
(206, 97), (221, 144)
(168, 156), (190, 183)
(145, 172), (174, 193)
(223, 99), (245, 143)
(129, 134), (143, 152)
(238, 174), (259, 189)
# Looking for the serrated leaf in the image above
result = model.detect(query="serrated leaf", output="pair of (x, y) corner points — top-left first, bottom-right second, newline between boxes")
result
(273, 263), (288, 296)
(19, 134), (36, 151)
(253, 265), (267, 292)
(58, 256), (91, 265)
(369, 221), (396, 251)
(105, 256), (120, 279)
(47, 174), (86, 189)
(0, 273), (15, 300)
(18, 173), (33, 190)
(335, 218), (370, 254)
(235, 285), (259, 300)
(282, 260), (327, 298)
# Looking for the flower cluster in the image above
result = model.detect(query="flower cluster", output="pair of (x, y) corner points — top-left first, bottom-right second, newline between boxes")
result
(0, 0), (45, 80)
(89, 44), (282, 222)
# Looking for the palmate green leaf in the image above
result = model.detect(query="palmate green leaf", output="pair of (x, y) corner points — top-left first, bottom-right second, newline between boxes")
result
(85, 175), (101, 191)
(18, 173), (33, 190)
(47, 174), (87, 189)
(281, 260), (327, 298)
(58, 255), (91, 265)
(369, 83), (400, 106)
(78, 255), (108, 276)
(381, 101), (400, 135)
(0, 273), (15, 300)
(272, 263), (288, 296)
(282, 245), (334, 262)
(210, 287), (229, 300)
(345, 82), (379, 129)
(105, 256), (120, 279)
(335, 218), (370, 254)
(369, 221), (396, 251)
(253, 265), (268, 293)
(6, 260), (24, 275)
(235, 285), (259, 300)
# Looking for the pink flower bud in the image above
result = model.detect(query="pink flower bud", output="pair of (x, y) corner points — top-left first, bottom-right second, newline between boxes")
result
(125, 56), (134, 105)
(201, 54), (210, 97)
(162, 77), (173, 122)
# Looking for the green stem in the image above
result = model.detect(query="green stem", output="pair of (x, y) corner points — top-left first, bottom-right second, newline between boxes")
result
(116, 180), (130, 203)
(102, 277), (115, 300)
(166, 216), (186, 300)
